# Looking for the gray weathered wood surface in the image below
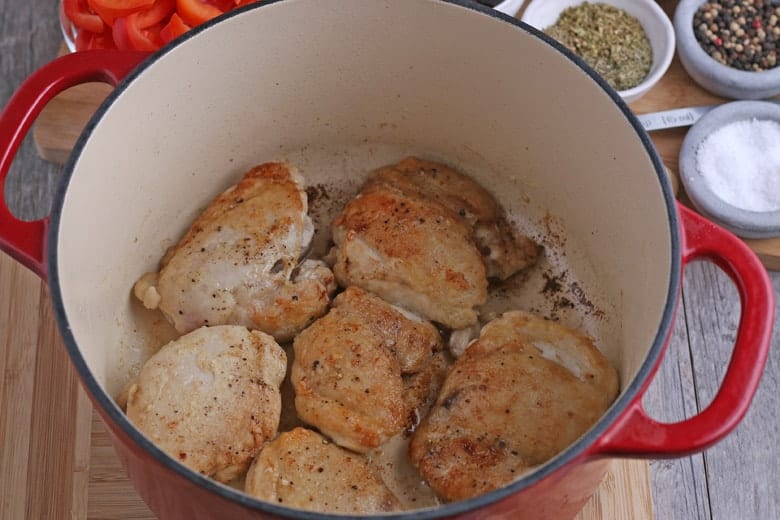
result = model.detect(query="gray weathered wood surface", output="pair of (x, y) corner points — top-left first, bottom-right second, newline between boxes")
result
(1, 0), (778, 519)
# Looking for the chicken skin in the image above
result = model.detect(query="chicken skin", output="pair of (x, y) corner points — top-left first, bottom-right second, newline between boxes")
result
(364, 157), (541, 280)
(125, 326), (286, 483)
(245, 428), (401, 514)
(134, 163), (336, 342)
(409, 311), (618, 502)
(330, 157), (539, 329)
(292, 287), (443, 453)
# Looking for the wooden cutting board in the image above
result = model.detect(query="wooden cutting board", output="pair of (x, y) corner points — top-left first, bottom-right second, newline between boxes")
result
(0, 251), (652, 519)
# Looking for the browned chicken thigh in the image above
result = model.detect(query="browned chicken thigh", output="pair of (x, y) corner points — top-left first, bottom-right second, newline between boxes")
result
(330, 157), (539, 329)
(134, 163), (336, 342)
(292, 287), (443, 453)
(364, 157), (541, 279)
(409, 311), (618, 502)
(125, 325), (286, 483)
(245, 428), (401, 514)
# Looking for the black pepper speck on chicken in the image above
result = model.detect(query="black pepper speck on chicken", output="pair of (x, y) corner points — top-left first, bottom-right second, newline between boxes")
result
(125, 325), (286, 483)
(245, 427), (402, 514)
(292, 287), (445, 453)
(409, 311), (618, 501)
(133, 162), (336, 342)
(330, 157), (540, 329)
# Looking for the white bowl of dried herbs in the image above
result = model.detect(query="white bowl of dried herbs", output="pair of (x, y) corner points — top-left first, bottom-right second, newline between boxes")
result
(674, 0), (780, 99)
(521, 0), (676, 103)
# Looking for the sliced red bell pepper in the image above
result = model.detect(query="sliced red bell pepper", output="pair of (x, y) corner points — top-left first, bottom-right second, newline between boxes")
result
(75, 27), (117, 51)
(63, 0), (105, 34)
(136, 0), (177, 28)
(90, 0), (156, 9)
(74, 28), (92, 51)
(113, 13), (163, 51)
(92, 30), (118, 49)
(87, 0), (155, 26)
(175, 0), (224, 27)
(209, 0), (235, 11)
(160, 12), (191, 43)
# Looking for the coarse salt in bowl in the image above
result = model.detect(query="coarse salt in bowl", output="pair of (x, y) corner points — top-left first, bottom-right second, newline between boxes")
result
(674, 0), (780, 100)
(521, 0), (676, 103)
(679, 100), (780, 238)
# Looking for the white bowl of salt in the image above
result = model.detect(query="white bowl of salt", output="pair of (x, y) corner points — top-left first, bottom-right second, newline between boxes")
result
(679, 100), (780, 239)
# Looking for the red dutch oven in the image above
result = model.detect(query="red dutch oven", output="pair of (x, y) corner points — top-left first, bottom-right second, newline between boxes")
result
(0, 1), (774, 518)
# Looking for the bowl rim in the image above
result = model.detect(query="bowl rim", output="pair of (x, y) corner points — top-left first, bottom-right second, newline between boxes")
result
(47, 0), (681, 517)
(679, 100), (780, 239)
(494, 0), (526, 16)
(520, 0), (676, 100)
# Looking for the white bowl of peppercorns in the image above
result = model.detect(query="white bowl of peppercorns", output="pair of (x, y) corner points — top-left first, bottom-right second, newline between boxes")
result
(521, 0), (675, 103)
(675, 0), (780, 99)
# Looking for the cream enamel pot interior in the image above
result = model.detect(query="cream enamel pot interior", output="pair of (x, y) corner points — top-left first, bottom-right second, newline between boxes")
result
(0, 1), (774, 519)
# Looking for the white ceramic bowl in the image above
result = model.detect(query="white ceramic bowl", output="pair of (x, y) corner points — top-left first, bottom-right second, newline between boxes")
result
(521, 0), (675, 103)
(674, 0), (780, 99)
(495, 0), (526, 17)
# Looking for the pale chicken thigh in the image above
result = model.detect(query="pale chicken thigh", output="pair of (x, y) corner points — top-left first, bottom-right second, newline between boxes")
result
(292, 287), (443, 453)
(125, 326), (286, 483)
(330, 157), (539, 329)
(134, 162), (336, 342)
(409, 311), (618, 502)
(245, 428), (401, 514)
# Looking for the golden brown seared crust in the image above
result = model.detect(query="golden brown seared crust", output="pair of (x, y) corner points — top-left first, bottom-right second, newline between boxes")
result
(364, 157), (501, 222)
(403, 350), (450, 431)
(170, 163), (298, 257)
(133, 162), (336, 342)
(245, 428), (401, 513)
(292, 287), (443, 453)
(125, 326), (286, 483)
(331, 157), (540, 329)
(332, 175), (488, 329)
(409, 311), (618, 502)
(366, 157), (541, 280)
(248, 260), (336, 342)
(331, 286), (443, 372)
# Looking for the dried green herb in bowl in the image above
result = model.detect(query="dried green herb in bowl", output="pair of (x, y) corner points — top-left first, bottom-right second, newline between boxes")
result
(545, 2), (653, 91)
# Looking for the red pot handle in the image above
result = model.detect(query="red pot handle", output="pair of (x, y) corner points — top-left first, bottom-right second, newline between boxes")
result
(0, 50), (149, 279)
(594, 203), (774, 457)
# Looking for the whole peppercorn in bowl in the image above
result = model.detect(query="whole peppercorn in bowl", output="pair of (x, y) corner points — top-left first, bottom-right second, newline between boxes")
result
(675, 0), (780, 99)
